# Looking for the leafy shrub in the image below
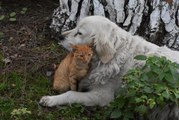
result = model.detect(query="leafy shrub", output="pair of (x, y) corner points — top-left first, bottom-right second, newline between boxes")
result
(107, 55), (179, 120)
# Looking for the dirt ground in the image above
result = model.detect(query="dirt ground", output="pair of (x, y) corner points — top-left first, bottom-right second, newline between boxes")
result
(0, 0), (66, 75)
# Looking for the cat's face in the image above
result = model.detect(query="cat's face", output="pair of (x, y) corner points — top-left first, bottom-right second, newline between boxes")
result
(71, 44), (93, 64)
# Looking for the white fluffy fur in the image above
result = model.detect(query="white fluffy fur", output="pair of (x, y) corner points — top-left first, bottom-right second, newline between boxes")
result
(39, 16), (179, 107)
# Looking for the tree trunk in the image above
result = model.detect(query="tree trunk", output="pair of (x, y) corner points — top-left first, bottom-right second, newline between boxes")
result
(50, 0), (179, 119)
(50, 0), (179, 50)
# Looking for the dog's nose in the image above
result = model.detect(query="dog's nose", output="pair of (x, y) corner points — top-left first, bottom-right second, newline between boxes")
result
(58, 34), (65, 41)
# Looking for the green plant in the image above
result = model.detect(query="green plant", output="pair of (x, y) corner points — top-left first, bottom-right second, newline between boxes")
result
(107, 55), (179, 119)
(0, 32), (4, 38)
(0, 7), (27, 22)
(0, 32), (4, 43)
(0, 52), (4, 67)
(9, 12), (16, 22)
(0, 15), (5, 21)
(58, 104), (85, 119)
(11, 108), (31, 120)
(20, 7), (28, 14)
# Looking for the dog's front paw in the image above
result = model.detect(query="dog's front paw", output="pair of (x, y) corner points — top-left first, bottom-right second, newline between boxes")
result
(39, 96), (57, 107)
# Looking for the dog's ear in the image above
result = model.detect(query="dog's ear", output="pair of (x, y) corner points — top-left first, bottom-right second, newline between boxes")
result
(94, 35), (116, 64)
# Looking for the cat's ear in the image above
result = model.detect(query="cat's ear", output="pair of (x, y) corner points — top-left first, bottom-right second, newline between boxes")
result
(70, 43), (77, 50)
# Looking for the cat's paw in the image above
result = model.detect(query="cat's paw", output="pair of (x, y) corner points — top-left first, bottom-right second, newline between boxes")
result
(39, 96), (57, 107)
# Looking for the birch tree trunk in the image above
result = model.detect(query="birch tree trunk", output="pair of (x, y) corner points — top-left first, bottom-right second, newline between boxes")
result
(50, 0), (179, 119)
(50, 0), (179, 50)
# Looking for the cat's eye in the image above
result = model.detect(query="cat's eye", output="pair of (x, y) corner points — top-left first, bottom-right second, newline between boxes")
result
(79, 55), (83, 57)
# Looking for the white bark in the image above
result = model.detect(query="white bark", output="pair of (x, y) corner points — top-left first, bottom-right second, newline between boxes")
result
(123, 0), (138, 26)
(162, 0), (179, 48)
(93, 0), (105, 16)
(69, 0), (80, 21)
(79, 0), (90, 21)
(50, 0), (179, 49)
(149, 6), (161, 39)
(129, 0), (145, 34)
(105, 0), (115, 22)
(114, 0), (125, 23)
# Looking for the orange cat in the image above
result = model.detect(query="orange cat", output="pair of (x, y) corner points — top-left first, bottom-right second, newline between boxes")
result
(53, 44), (93, 93)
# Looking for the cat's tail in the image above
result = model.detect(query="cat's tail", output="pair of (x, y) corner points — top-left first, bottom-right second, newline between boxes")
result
(39, 87), (114, 107)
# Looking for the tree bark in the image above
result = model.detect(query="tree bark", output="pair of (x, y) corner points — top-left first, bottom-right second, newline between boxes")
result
(50, 0), (179, 50)
(50, 0), (179, 119)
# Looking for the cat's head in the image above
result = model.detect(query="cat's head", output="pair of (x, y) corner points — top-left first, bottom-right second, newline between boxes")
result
(71, 44), (93, 64)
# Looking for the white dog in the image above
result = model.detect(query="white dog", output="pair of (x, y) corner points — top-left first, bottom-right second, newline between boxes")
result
(40, 16), (179, 109)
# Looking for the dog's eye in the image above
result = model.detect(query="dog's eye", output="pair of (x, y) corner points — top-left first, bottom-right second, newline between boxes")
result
(74, 31), (83, 37)
(77, 32), (82, 35)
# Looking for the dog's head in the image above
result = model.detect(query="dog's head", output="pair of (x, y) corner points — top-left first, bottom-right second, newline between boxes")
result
(59, 16), (118, 64)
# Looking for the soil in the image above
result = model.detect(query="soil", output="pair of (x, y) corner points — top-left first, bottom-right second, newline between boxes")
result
(0, 0), (67, 75)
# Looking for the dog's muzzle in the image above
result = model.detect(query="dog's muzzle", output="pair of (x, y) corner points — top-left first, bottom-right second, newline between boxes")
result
(58, 34), (65, 41)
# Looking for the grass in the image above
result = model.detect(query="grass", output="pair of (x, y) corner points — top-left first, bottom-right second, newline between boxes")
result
(0, 71), (49, 119)
(0, 65), (106, 119)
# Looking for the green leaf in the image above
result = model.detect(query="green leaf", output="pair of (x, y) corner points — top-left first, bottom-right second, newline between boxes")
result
(0, 32), (4, 38)
(143, 86), (153, 93)
(176, 64), (179, 69)
(135, 98), (143, 103)
(115, 97), (125, 108)
(22, 7), (27, 11)
(128, 90), (136, 97)
(21, 7), (28, 14)
(154, 84), (165, 92)
(10, 12), (16, 17)
(159, 73), (165, 80)
(134, 105), (147, 114)
(173, 91), (179, 99)
(0, 15), (5, 21)
(110, 109), (121, 119)
(134, 55), (147, 60)
(124, 112), (133, 119)
(156, 96), (164, 104)
(20, 11), (25, 14)
(170, 65), (179, 81)
(152, 66), (161, 75)
(162, 90), (170, 99)
(165, 73), (174, 83)
(9, 18), (16, 22)
(148, 99), (156, 109)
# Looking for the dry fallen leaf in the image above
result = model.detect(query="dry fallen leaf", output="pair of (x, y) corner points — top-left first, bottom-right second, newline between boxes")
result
(3, 58), (11, 64)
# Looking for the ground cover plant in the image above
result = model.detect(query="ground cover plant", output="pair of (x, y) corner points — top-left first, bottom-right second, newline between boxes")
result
(107, 55), (179, 120)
